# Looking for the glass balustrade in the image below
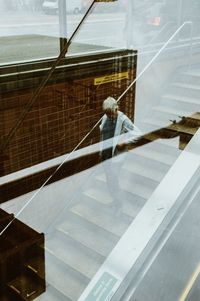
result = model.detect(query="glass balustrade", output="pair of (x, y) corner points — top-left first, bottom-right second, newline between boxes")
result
(0, 0), (200, 300)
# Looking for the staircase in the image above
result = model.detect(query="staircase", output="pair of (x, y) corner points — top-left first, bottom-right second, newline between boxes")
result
(33, 138), (179, 301)
(140, 65), (200, 133)
(3, 65), (200, 300)
(35, 91), (190, 300)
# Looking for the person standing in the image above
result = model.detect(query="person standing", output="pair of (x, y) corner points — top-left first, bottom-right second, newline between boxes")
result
(99, 96), (141, 215)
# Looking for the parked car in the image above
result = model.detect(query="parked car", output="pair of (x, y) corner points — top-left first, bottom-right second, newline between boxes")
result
(42, 0), (83, 14)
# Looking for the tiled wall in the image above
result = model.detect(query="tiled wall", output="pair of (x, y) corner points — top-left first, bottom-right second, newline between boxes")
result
(0, 50), (136, 177)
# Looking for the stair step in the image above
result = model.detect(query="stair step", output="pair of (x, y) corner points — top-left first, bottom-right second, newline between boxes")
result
(183, 69), (200, 77)
(142, 113), (180, 130)
(83, 187), (146, 218)
(139, 119), (183, 144)
(45, 253), (87, 301)
(98, 162), (159, 186)
(94, 172), (154, 200)
(123, 158), (166, 182)
(169, 82), (200, 101)
(57, 213), (118, 257)
(163, 93), (200, 111)
(36, 285), (71, 301)
(154, 105), (191, 117)
(123, 159), (161, 184)
(142, 117), (172, 128)
(178, 69), (200, 86)
(129, 143), (180, 166)
(45, 232), (104, 279)
(71, 198), (132, 236)
(126, 149), (173, 171)
(141, 139), (181, 156)
(120, 174), (155, 200)
(172, 82), (200, 91)
(164, 93), (200, 105)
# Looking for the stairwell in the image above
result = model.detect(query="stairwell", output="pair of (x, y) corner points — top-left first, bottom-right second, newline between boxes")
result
(2, 65), (200, 300)
(36, 64), (200, 300)
(140, 64), (200, 132)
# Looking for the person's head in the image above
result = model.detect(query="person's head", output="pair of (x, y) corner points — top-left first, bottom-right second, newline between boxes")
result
(103, 97), (118, 119)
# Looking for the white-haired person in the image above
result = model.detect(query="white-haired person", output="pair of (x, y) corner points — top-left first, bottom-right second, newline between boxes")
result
(99, 96), (142, 215)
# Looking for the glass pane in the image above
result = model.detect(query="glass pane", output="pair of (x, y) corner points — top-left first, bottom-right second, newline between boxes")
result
(1, 0), (200, 300)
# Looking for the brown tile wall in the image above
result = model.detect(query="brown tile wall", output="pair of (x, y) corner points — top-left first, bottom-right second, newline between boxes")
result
(0, 52), (136, 182)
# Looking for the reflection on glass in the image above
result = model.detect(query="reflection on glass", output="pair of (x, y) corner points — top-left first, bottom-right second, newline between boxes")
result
(100, 96), (142, 215)
(0, 209), (45, 300)
(1, 0), (200, 300)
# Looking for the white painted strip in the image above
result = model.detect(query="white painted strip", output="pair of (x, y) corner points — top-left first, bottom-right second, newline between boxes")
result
(78, 129), (200, 301)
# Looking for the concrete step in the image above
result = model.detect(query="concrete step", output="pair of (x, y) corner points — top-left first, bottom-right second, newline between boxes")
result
(163, 93), (200, 112)
(178, 69), (200, 86)
(94, 171), (154, 200)
(139, 116), (176, 132)
(70, 197), (132, 237)
(45, 231), (104, 280)
(45, 252), (87, 301)
(57, 212), (119, 257)
(83, 186), (146, 218)
(151, 105), (192, 126)
(170, 82), (200, 100)
(123, 156), (168, 182)
(138, 117), (167, 132)
(36, 284), (71, 301)
(153, 104), (192, 118)
(141, 114), (178, 131)
(129, 141), (181, 166)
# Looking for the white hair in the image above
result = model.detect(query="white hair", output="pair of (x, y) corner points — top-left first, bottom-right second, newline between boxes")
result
(103, 97), (118, 112)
